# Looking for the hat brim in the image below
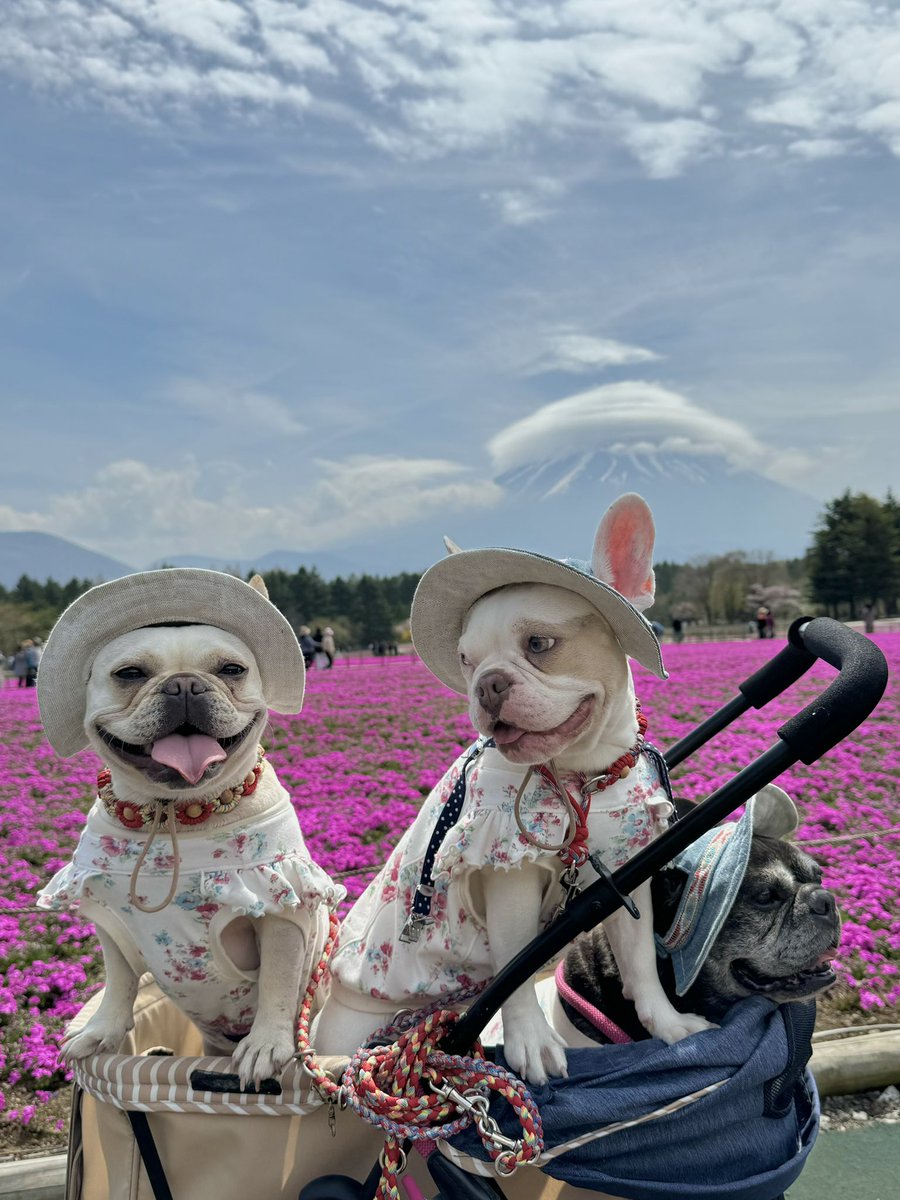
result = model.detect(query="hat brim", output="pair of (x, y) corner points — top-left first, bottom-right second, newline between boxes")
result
(660, 796), (757, 995)
(410, 547), (666, 694)
(38, 568), (305, 757)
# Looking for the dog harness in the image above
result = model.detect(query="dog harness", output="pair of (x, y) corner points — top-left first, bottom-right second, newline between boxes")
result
(330, 739), (673, 1007)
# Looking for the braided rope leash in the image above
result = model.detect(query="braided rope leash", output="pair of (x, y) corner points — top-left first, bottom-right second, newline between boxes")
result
(295, 909), (343, 1109)
(342, 1006), (544, 1198)
(295, 953), (543, 1197)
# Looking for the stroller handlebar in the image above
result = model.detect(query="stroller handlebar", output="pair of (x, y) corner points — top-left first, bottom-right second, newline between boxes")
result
(777, 616), (889, 763)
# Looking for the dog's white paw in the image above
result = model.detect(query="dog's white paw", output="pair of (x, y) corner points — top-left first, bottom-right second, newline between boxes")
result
(231, 1027), (296, 1090)
(61, 1017), (132, 1061)
(503, 1017), (569, 1087)
(638, 1002), (717, 1045)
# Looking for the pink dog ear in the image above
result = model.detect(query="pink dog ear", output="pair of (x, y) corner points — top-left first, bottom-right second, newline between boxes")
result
(591, 493), (656, 611)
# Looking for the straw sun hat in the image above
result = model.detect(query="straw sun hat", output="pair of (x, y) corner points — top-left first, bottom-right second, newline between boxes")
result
(410, 493), (667, 695)
(37, 568), (305, 758)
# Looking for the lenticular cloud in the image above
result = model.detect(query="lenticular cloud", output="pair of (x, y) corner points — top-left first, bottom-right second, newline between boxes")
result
(488, 382), (767, 478)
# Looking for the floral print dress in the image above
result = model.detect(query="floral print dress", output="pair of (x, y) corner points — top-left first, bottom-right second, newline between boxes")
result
(38, 773), (344, 1044)
(331, 741), (671, 1006)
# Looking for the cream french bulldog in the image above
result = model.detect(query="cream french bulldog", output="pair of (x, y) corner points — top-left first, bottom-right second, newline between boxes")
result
(315, 494), (711, 1085)
(37, 570), (342, 1088)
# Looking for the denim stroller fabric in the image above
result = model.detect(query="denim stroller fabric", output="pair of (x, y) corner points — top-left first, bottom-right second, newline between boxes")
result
(446, 998), (818, 1200)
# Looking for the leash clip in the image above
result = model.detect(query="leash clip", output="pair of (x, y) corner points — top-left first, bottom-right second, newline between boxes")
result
(399, 912), (433, 944)
(551, 865), (582, 920)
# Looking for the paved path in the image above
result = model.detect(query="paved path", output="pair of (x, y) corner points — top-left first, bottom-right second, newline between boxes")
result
(787, 1125), (898, 1200)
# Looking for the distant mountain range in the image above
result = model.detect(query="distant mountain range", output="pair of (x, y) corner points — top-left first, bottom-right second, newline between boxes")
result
(0, 457), (821, 588)
(0, 532), (136, 589)
(144, 549), (360, 578)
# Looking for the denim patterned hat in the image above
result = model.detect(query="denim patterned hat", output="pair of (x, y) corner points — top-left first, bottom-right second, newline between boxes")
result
(657, 785), (799, 995)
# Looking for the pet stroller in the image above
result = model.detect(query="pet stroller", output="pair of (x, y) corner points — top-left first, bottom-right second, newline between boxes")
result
(65, 618), (888, 1200)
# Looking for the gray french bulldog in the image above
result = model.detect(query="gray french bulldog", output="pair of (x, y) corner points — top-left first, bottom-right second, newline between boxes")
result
(560, 788), (841, 1041)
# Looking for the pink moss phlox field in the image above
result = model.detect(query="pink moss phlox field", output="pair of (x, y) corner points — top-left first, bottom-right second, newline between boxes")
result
(1, 635), (897, 1138)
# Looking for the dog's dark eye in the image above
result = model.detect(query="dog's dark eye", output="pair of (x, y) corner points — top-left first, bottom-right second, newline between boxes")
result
(114, 666), (146, 681)
(459, 653), (472, 669)
(219, 662), (247, 677)
(527, 636), (555, 654)
(749, 887), (782, 910)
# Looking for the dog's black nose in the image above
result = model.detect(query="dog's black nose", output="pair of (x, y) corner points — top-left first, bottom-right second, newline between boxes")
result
(803, 885), (837, 919)
(161, 674), (210, 697)
(475, 671), (512, 716)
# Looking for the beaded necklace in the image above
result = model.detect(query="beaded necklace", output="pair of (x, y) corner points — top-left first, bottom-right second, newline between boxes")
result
(99, 745), (265, 830)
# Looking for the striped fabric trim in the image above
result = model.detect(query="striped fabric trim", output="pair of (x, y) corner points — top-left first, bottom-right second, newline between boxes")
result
(72, 1051), (345, 1117)
(536, 1078), (729, 1160)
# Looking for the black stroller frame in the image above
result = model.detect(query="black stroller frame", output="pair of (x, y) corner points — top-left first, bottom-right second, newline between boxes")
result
(298, 616), (889, 1200)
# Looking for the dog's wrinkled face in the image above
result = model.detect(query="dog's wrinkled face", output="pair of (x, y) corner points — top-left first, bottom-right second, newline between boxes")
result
(458, 584), (630, 766)
(693, 838), (841, 1011)
(85, 625), (268, 800)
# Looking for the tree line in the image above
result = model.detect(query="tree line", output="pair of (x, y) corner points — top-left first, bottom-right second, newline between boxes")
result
(1, 490), (896, 652)
(0, 568), (421, 652)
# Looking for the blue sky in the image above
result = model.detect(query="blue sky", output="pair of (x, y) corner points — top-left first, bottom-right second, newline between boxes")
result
(1, 1), (899, 568)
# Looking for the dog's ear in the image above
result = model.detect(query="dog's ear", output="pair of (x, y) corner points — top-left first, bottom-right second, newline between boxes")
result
(443, 536), (463, 555)
(248, 573), (269, 600)
(751, 784), (799, 840)
(591, 493), (656, 611)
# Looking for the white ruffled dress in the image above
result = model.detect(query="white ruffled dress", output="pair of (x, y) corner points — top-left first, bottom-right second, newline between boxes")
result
(37, 769), (344, 1044)
(331, 741), (671, 1007)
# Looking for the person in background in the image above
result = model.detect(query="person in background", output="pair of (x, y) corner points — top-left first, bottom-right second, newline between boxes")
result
(756, 606), (769, 639)
(12, 640), (39, 687)
(320, 626), (336, 668)
(298, 625), (317, 670)
(861, 603), (876, 635)
(672, 616), (684, 644)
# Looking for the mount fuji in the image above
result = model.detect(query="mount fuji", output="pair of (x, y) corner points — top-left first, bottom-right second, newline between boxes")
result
(337, 450), (821, 576)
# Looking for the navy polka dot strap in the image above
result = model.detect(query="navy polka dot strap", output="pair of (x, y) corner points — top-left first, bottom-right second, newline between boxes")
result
(399, 738), (494, 944)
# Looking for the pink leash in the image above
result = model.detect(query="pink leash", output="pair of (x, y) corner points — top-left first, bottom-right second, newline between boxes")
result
(554, 960), (633, 1046)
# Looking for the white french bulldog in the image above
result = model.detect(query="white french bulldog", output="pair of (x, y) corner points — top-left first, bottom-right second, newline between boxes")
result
(38, 574), (341, 1088)
(316, 494), (711, 1085)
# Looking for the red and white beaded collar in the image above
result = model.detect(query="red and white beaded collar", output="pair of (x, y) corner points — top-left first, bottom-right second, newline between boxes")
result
(99, 746), (265, 830)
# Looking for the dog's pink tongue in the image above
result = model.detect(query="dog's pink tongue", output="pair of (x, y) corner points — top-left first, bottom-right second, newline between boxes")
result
(492, 724), (525, 747)
(150, 735), (226, 785)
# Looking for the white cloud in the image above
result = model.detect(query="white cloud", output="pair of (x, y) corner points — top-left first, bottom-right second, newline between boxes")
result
(483, 178), (565, 225)
(168, 378), (307, 436)
(0, 453), (503, 563)
(788, 136), (848, 160)
(619, 116), (719, 178)
(522, 328), (662, 375)
(4, 2), (900, 174)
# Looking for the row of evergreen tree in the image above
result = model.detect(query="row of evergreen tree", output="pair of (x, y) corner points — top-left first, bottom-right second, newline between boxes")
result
(1, 490), (896, 651)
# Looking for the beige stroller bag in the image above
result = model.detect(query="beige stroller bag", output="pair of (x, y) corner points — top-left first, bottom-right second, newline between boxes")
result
(64, 978), (437, 1200)
(64, 979), (595, 1200)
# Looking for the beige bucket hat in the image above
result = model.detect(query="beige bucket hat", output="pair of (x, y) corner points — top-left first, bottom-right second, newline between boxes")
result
(410, 550), (666, 694)
(38, 568), (305, 757)
(410, 494), (667, 695)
